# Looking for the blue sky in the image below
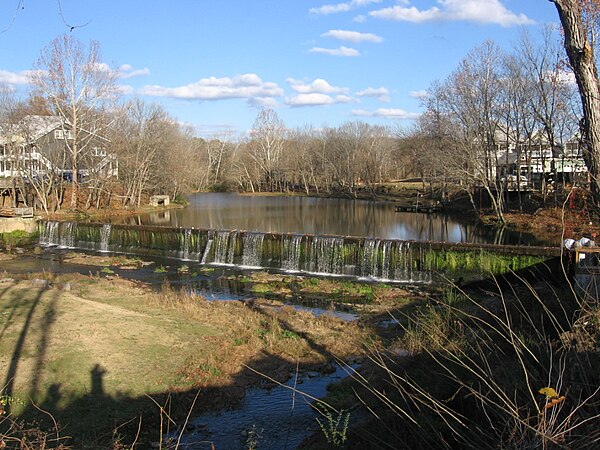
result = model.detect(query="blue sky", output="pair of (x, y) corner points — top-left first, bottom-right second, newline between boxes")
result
(0, 1), (559, 138)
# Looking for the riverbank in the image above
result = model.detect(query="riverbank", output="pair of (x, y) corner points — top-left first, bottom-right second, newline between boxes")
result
(2, 240), (596, 448)
(300, 268), (600, 449)
(0, 269), (376, 448)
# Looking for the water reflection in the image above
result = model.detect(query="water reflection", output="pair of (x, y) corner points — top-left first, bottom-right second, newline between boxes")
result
(111, 193), (551, 246)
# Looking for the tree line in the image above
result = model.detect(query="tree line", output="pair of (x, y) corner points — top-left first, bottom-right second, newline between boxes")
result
(0, 22), (596, 217)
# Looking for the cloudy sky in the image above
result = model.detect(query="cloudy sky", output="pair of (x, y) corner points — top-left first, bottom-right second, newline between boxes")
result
(0, 1), (558, 137)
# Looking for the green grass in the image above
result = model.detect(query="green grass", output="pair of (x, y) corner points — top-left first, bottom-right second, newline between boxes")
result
(0, 277), (219, 445)
(0, 230), (37, 248)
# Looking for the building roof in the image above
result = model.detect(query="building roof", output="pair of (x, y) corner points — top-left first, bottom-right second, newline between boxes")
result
(0, 115), (109, 145)
(0, 115), (63, 145)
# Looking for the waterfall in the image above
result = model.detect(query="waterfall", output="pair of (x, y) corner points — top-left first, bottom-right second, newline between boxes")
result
(100, 224), (111, 252)
(241, 232), (265, 268)
(59, 222), (77, 247)
(182, 228), (192, 260)
(40, 221), (59, 246)
(36, 220), (548, 283)
(212, 230), (237, 265)
(38, 221), (76, 248)
(201, 231), (214, 264)
(282, 235), (303, 271)
(361, 239), (378, 278)
(308, 236), (344, 275)
(380, 240), (393, 281)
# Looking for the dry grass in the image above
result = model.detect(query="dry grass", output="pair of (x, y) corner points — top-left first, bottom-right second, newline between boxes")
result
(0, 273), (368, 447)
(335, 272), (600, 449)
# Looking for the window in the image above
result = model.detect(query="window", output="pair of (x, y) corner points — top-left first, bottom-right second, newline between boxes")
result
(93, 147), (107, 157)
(54, 129), (73, 140)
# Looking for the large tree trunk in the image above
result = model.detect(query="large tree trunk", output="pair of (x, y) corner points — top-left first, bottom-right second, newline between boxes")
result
(551, 0), (600, 202)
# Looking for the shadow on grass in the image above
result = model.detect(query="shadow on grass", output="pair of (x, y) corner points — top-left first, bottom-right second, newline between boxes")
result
(2, 281), (59, 412)
(2, 279), (351, 449)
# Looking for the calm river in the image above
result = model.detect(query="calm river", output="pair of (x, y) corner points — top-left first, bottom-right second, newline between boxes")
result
(115, 193), (550, 246)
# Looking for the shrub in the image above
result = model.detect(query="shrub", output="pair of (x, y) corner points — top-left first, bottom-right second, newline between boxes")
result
(347, 271), (600, 449)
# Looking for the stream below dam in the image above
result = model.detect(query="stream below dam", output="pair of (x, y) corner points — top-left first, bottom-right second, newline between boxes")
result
(173, 364), (357, 450)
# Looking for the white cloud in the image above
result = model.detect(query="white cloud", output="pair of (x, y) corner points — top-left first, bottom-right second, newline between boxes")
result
(353, 15), (367, 23)
(193, 123), (240, 139)
(352, 108), (420, 119)
(117, 64), (150, 79)
(286, 93), (353, 107)
(248, 96), (279, 108)
(309, 46), (360, 57)
(356, 86), (390, 102)
(322, 29), (383, 43)
(310, 0), (383, 15)
(87, 62), (150, 79)
(369, 0), (535, 27)
(140, 74), (284, 101)
(409, 90), (428, 99)
(548, 69), (577, 86)
(0, 69), (33, 85)
(287, 78), (349, 95)
(116, 84), (135, 95)
(88, 62), (111, 73)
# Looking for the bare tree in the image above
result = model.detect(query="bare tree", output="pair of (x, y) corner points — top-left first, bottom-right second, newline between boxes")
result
(516, 27), (579, 200)
(429, 41), (507, 221)
(248, 108), (287, 191)
(30, 34), (119, 209)
(551, 0), (600, 202)
(110, 100), (172, 207)
(354, 123), (393, 195)
(288, 126), (325, 195)
(202, 135), (237, 189)
(155, 124), (202, 199)
(0, 86), (22, 207)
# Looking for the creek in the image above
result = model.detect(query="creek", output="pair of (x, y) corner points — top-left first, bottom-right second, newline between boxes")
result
(174, 364), (356, 450)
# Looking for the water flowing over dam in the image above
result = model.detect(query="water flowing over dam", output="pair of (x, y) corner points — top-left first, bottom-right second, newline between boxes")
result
(38, 221), (560, 283)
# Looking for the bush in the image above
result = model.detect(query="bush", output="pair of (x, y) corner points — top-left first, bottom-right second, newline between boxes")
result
(346, 273), (600, 449)
(1, 230), (37, 249)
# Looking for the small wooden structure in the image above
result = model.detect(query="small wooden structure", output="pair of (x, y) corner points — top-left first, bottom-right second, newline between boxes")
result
(0, 206), (34, 218)
(395, 204), (441, 214)
(149, 195), (170, 207)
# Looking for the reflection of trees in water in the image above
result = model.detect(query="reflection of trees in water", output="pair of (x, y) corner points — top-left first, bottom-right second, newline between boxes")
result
(116, 193), (548, 245)
(177, 194), (466, 241)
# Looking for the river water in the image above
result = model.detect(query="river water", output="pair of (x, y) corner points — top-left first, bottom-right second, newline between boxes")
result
(175, 364), (356, 450)
(112, 193), (550, 246)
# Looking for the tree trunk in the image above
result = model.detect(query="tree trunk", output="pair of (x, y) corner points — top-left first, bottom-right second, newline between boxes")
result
(551, 0), (600, 202)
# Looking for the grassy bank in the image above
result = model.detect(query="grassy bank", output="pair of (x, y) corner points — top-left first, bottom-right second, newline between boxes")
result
(303, 268), (600, 449)
(0, 272), (369, 448)
(0, 230), (38, 249)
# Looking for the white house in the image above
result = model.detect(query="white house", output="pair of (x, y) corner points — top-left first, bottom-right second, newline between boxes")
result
(0, 115), (118, 180)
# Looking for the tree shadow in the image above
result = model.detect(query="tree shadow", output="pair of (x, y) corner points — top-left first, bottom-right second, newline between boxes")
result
(9, 291), (357, 449)
(2, 280), (60, 413)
